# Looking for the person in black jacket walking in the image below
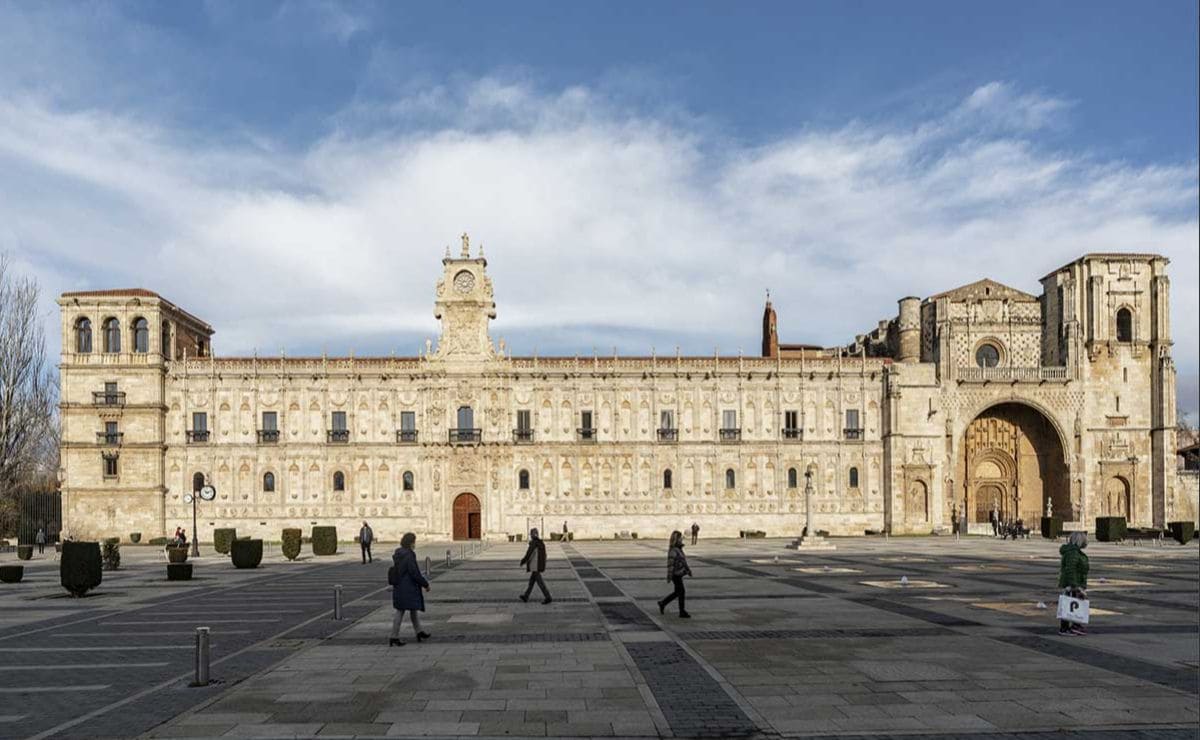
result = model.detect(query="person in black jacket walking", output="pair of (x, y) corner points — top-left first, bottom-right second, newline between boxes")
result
(657, 530), (692, 618)
(388, 532), (431, 646)
(518, 528), (552, 604)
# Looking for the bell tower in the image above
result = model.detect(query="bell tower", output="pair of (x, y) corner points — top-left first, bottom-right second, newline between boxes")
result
(433, 233), (497, 360)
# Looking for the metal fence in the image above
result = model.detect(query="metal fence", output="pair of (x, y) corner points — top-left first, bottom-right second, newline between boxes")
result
(18, 490), (61, 545)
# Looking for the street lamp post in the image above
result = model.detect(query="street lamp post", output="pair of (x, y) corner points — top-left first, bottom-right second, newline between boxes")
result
(184, 482), (217, 557)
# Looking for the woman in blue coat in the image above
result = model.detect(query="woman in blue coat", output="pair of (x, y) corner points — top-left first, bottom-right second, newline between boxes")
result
(389, 532), (431, 646)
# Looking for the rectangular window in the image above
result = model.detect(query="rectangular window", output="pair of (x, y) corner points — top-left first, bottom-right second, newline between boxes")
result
(103, 454), (118, 478)
(581, 410), (593, 429)
(105, 381), (117, 395)
(784, 410), (800, 439)
(105, 421), (118, 435)
(261, 411), (277, 431)
(517, 410), (532, 431)
(457, 406), (474, 429)
(660, 410), (674, 429)
(192, 412), (207, 432)
(331, 411), (347, 431)
(401, 411), (416, 431)
(722, 410), (737, 429)
(845, 409), (860, 430)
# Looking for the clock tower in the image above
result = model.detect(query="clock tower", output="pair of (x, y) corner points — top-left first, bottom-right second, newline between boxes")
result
(433, 233), (497, 360)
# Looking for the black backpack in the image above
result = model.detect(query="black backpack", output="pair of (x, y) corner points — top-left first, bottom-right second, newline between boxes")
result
(387, 564), (398, 586)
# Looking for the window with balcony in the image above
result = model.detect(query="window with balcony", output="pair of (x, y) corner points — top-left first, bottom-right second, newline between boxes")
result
(328, 411), (349, 443)
(514, 409), (533, 443)
(98, 421), (121, 445)
(333, 471), (345, 491)
(518, 469), (530, 490)
(102, 317), (121, 353)
(720, 410), (740, 441)
(133, 317), (149, 353)
(578, 410), (596, 441)
(843, 409), (862, 440)
(403, 471), (414, 491)
(658, 410), (677, 441)
(398, 411), (418, 443)
(188, 412), (209, 443)
(75, 317), (93, 353)
(450, 406), (480, 443)
(258, 411), (279, 443)
(102, 453), (119, 479)
(783, 410), (801, 439)
(94, 381), (124, 406)
(263, 472), (275, 492)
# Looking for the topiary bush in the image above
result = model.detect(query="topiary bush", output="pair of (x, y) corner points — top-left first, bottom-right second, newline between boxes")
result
(231, 539), (263, 569)
(60, 541), (103, 597)
(1095, 516), (1127, 542)
(167, 563), (193, 581)
(101, 541), (121, 571)
(281, 528), (302, 561)
(102, 537), (119, 545)
(129, 532), (142, 544)
(167, 547), (189, 564)
(17, 545), (32, 561)
(0, 565), (23, 583)
(311, 526), (337, 556)
(213, 528), (237, 555)
(1168, 521), (1195, 545)
(148, 537), (169, 546)
(1041, 517), (1063, 539)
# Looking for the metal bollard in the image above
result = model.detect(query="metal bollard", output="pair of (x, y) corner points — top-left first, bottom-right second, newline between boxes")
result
(333, 585), (343, 620)
(194, 627), (211, 686)
(425, 556), (432, 578)
(446, 549), (452, 567)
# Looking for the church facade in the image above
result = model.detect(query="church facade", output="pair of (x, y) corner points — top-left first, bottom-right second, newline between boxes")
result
(58, 240), (1192, 542)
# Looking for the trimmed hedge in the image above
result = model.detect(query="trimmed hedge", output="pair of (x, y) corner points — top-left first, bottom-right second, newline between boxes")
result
(167, 547), (189, 563)
(167, 563), (193, 581)
(213, 528), (237, 555)
(101, 541), (121, 571)
(61, 541), (103, 597)
(1041, 517), (1063, 539)
(0, 565), (23, 583)
(231, 539), (263, 569)
(148, 537), (170, 546)
(102, 537), (119, 546)
(17, 545), (32, 560)
(311, 526), (337, 556)
(129, 532), (142, 544)
(281, 528), (302, 561)
(1168, 521), (1195, 545)
(1095, 516), (1127, 543)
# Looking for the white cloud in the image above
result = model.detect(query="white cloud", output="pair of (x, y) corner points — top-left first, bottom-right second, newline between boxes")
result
(1, 80), (1197, 416)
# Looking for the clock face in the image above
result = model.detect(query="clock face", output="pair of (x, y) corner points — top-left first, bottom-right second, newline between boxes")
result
(453, 270), (475, 294)
(199, 485), (217, 501)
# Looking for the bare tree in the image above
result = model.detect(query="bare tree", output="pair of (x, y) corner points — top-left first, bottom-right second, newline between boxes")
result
(0, 254), (58, 536)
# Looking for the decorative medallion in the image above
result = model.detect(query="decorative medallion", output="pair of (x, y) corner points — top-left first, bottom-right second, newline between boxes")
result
(453, 270), (475, 294)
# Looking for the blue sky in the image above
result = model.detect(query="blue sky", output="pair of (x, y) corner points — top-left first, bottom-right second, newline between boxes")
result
(1, 1), (1197, 415)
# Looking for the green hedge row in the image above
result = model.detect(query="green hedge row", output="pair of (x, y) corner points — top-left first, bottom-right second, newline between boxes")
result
(1168, 521), (1195, 545)
(1095, 517), (1127, 542)
(281, 528), (302, 561)
(311, 526), (337, 556)
(213, 528), (237, 555)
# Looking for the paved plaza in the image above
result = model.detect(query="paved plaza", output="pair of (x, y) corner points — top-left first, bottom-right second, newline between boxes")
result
(0, 536), (1196, 740)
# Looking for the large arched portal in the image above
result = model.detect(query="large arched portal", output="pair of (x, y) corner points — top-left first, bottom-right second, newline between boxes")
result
(452, 492), (481, 540)
(959, 402), (1069, 525)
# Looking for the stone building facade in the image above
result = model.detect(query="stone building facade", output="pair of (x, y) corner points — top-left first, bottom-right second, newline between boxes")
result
(58, 241), (1192, 542)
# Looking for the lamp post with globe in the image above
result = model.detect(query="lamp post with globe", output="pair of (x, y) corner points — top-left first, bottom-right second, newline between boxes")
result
(183, 482), (217, 557)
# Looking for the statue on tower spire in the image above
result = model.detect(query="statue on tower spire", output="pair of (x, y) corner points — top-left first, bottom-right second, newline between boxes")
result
(460, 232), (470, 258)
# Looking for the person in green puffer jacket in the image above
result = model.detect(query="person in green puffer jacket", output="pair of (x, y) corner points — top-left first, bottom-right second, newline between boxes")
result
(1058, 531), (1090, 635)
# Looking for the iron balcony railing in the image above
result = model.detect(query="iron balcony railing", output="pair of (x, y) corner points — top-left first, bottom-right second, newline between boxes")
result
(657, 428), (678, 442)
(186, 430), (210, 443)
(843, 428), (863, 440)
(327, 429), (350, 444)
(449, 428), (482, 444)
(513, 429), (534, 443)
(92, 391), (126, 405)
(397, 429), (419, 444)
(257, 429), (280, 444)
(96, 432), (123, 445)
(782, 428), (802, 441)
(719, 428), (742, 442)
(577, 428), (597, 442)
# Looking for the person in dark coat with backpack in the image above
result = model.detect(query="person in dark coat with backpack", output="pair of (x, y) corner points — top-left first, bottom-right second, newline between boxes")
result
(657, 530), (693, 618)
(518, 528), (552, 604)
(389, 532), (430, 646)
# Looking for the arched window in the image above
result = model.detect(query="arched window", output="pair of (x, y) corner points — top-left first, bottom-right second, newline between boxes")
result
(849, 467), (859, 488)
(75, 317), (93, 353)
(403, 471), (415, 491)
(787, 467), (798, 488)
(975, 343), (1000, 368)
(263, 472), (275, 492)
(333, 471), (345, 491)
(161, 321), (171, 356)
(132, 317), (149, 353)
(192, 472), (205, 492)
(518, 469), (530, 490)
(1116, 308), (1133, 342)
(663, 469), (673, 489)
(725, 468), (736, 489)
(103, 318), (121, 353)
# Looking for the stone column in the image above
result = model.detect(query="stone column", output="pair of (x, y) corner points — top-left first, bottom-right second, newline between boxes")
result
(789, 463), (834, 551)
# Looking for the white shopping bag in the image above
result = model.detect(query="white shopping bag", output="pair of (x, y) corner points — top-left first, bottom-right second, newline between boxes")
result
(1057, 594), (1090, 624)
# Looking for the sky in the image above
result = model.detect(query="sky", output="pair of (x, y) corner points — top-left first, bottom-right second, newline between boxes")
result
(1, 1), (1197, 418)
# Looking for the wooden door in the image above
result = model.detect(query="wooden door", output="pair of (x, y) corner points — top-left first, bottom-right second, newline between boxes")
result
(453, 492), (481, 540)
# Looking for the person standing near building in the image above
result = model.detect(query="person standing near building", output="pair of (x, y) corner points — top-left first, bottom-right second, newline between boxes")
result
(1058, 531), (1089, 636)
(359, 521), (374, 564)
(657, 530), (692, 618)
(690, 522), (699, 545)
(389, 532), (431, 646)
(35, 527), (46, 555)
(989, 505), (999, 536)
(518, 528), (552, 604)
